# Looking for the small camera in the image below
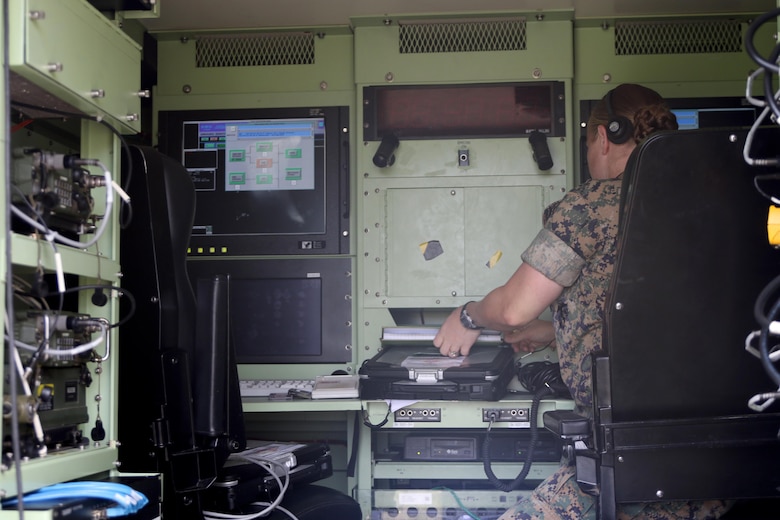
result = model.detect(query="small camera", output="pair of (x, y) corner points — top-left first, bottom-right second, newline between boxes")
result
(373, 134), (399, 168)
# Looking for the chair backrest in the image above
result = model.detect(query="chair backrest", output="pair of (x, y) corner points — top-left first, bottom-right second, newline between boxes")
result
(119, 144), (199, 464)
(118, 145), (245, 516)
(593, 127), (780, 512)
(603, 127), (780, 422)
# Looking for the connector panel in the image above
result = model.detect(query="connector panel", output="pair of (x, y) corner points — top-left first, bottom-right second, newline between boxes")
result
(395, 407), (442, 422)
(482, 407), (530, 422)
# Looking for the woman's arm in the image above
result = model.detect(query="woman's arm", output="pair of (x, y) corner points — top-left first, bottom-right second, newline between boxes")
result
(433, 263), (563, 357)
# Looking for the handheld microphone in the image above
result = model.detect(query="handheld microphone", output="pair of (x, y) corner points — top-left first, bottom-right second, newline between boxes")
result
(529, 131), (554, 171)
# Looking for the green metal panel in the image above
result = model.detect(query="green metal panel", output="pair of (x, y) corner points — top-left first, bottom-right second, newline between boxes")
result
(464, 185), (544, 295)
(361, 172), (566, 310)
(9, 0), (141, 134)
(0, 446), (118, 498)
(353, 16), (574, 85)
(154, 29), (354, 97)
(385, 186), (466, 298)
(573, 15), (775, 97)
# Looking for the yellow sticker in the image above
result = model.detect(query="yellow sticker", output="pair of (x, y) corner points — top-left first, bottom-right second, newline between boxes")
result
(486, 250), (503, 268)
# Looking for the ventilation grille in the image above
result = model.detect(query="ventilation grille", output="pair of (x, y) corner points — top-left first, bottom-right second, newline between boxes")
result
(195, 33), (315, 68)
(615, 20), (743, 55)
(399, 19), (526, 54)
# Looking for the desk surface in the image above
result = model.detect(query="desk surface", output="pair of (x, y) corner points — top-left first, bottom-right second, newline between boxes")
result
(241, 397), (363, 412)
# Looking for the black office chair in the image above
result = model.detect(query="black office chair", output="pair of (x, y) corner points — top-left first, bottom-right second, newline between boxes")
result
(544, 127), (780, 519)
(118, 145), (361, 519)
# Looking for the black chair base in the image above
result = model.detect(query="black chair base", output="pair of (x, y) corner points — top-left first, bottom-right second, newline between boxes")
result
(264, 484), (362, 520)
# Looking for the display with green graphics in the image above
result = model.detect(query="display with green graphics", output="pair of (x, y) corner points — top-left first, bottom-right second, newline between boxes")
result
(158, 105), (351, 256)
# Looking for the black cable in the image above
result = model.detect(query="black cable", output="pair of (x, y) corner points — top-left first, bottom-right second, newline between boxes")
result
(345, 410), (360, 478)
(753, 272), (780, 327)
(361, 402), (391, 430)
(759, 293), (780, 387)
(53, 284), (136, 329)
(517, 361), (570, 398)
(482, 384), (552, 492)
(761, 42), (780, 121)
(745, 8), (780, 73)
(482, 362), (569, 492)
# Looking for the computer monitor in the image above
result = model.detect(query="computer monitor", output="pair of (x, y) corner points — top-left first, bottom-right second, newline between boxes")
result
(186, 257), (353, 366)
(157, 105), (350, 256)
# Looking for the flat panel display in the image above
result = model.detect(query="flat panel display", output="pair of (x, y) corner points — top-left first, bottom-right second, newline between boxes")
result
(158, 106), (350, 256)
(187, 257), (353, 365)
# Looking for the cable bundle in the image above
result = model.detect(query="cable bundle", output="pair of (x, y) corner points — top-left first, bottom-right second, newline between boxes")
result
(2, 481), (148, 517)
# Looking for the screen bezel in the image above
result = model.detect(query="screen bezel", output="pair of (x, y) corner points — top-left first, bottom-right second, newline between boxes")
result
(158, 105), (350, 256)
(186, 257), (353, 365)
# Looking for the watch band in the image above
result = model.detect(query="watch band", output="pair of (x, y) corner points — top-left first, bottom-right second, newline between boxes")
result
(459, 301), (484, 330)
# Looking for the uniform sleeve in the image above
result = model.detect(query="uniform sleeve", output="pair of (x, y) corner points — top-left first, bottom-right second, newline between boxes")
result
(521, 228), (585, 287)
(521, 184), (604, 287)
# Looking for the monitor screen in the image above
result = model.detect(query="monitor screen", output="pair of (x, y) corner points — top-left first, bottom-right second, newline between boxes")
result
(230, 277), (323, 359)
(158, 106), (350, 256)
(187, 257), (353, 365)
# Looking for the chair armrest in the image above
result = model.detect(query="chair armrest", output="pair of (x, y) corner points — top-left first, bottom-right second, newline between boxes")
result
(543, 410), (591, 439)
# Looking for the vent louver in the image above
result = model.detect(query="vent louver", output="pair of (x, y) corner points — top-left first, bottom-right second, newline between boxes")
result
(398, 19), (526, 54)
(615, 20), (742, 55)
(195, 32), (315, 68)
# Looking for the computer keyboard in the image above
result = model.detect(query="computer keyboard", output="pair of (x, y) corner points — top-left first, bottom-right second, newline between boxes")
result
(239, 375), (360, 399)
(239, 379), (315, 398)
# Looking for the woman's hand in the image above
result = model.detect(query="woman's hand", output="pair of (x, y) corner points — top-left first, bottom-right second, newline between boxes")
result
(433, 306), (482, 357)
(502, 319), (556, 353)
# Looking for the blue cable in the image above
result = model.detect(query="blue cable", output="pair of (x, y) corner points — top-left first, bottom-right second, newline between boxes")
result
(2, 482), (149, 517)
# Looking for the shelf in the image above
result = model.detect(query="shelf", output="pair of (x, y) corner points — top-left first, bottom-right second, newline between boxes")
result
(0, 445), (118, 497)
(372, 460), (558, 481)
(241, 398), (363, 413)
(10, 233), (120, 280)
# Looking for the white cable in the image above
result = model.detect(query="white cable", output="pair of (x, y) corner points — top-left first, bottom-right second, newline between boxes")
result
(743, 106), (779, 169)
(202, 456), (291, 520)
(5, 319), (106, 357)
(11, 342), (47, 457)
(744, 330), (780, 362)
(768, 321), (780, 336)
(748, 390), (780, 411)
(10, 159), (113, 249)
(745, 68), (768, 107)
(251, 502), (300, 520)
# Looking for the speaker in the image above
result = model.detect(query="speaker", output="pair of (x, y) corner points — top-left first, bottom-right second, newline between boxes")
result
(604, 89), (634, 144)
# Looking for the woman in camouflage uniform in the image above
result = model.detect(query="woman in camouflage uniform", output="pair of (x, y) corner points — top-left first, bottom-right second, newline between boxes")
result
(433, 84), (731, 519)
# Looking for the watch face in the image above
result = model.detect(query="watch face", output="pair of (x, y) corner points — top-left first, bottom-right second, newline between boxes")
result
(460, 304), (482, 330)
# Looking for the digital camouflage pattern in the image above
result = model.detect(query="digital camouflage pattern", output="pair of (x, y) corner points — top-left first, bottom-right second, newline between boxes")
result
(521, 177), (622, 416)
(501, 462), (732, 520)
(503, 178), (731, 519)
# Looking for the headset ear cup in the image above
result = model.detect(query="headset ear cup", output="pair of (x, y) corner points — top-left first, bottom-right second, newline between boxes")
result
(604, 89), (634, 144)
(606, 115), (633, 144)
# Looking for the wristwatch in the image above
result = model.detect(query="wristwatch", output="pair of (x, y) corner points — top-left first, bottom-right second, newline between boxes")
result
(459, 301), (484, 330)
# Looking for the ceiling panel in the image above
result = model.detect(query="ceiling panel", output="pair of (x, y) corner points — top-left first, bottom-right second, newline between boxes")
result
(139, 0), (775, 32)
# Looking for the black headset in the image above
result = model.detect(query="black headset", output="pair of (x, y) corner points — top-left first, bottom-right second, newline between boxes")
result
(604, 89), (634, 144)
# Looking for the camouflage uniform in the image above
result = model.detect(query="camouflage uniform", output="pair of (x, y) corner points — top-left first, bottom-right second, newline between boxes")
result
(498, 178), (731, 520)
